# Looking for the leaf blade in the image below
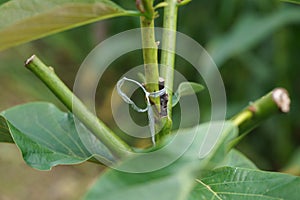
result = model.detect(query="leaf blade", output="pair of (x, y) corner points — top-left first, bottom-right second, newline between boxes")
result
(190, 167), (300, 200)
(217, 149), (257, 169)
(83, 121), (238, 200)
(0, 0), (138, 51)
(172, 82), (204, 107)
(0, 102), (116, 170)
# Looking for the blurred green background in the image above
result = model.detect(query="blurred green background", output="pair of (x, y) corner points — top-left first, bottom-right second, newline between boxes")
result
(0, 0), (300, 199)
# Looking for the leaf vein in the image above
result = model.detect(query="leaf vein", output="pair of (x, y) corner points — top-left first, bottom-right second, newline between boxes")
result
(195, 179), (222, 200)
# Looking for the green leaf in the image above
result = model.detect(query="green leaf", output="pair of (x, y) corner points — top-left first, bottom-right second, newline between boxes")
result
(0, 0), (139, 51)
(189, 166), (300, 200)
(218, 149), (257, 169)
(209, 7), (300, 66)
(172, 82), (205, 107)
(0, 116), (14, 143)
(281, 0), (300, 4)
(0, 102), (115, 170)
(83, 121), (238, 200)
(281, 148), (300, 176)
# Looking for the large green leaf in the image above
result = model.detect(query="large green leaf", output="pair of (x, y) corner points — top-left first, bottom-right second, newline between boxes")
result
(83, 121), (238, 200)
(0, 102), (115, 170)
(209, 7), (300, 66)
(189, 166), (300, 200)
(0, 0), (138, 51)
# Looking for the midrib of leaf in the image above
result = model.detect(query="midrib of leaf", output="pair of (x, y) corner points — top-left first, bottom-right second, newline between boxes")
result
(195, 179), (222, 200)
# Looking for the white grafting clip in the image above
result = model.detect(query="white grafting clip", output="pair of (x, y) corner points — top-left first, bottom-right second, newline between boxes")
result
(116, 77), (166, 146)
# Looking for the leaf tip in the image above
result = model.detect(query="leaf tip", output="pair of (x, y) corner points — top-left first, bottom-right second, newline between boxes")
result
(25, 55), (36, 66)
(272, 88), (291, 113)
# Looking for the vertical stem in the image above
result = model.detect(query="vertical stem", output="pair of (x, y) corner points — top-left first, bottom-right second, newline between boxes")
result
(160, 0), (178, 119)
(140, 18), (160, 94)
(139, 0), (164, 145)
(140, 0), (155, 20)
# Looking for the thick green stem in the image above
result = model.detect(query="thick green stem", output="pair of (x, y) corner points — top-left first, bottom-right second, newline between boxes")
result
(25, 55), (132, 158)
(230, 88), (290, 146)
(160, 0), (179, 119)
(140, 0), (164, 145)
(140, 0), (155, 20)
(138, 0), (159, 94)
(140, 18), (160, 94)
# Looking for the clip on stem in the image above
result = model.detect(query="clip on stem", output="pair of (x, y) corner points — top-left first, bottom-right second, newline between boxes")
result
(117, 77), (166, 146)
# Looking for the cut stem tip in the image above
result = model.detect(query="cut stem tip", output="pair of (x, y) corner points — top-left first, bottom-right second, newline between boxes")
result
(25, 55), (36, 66)
(272, 88), (290, 113)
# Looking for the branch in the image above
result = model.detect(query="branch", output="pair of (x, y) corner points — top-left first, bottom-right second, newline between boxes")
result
(25, 55), (132, 158)
(230, 88), (291, 146)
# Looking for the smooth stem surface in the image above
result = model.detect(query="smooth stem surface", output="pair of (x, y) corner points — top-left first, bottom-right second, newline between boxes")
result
(25, 55), (132, 158)
(160, 0), (178, 118)
(140, 1), (163, 145)
(139, 0), (159, 95)
(230, 88), (290, 146)
(140, 19), (160, 94)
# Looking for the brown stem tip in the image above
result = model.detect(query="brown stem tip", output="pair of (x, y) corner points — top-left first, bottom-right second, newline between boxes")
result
(272, 88), (291, 113)
(25, 55), (36, 66)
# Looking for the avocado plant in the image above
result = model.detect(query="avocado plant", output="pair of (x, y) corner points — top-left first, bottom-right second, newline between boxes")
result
(0, 0), (300, 199)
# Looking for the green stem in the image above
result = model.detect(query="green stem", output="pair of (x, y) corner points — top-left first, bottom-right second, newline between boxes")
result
(140, 1), (164, 145)
(140, 18), (160, 94)
(138, 0), (159, 93)
(140, 0), (155, 20)
(25, 55), (132, 158)
(160, 0), (179, 119)
(230, 88), (290, 146)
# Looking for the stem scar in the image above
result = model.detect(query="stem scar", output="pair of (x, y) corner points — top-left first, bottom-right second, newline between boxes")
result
(248, 104), (257, 113)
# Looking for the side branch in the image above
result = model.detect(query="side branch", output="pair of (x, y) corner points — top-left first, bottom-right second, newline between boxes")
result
(231, 88), (291, 136)
(25, 55), (132, 158)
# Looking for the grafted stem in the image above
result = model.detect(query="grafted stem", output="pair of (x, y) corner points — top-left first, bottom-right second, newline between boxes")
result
(139, 0), (164, 145)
